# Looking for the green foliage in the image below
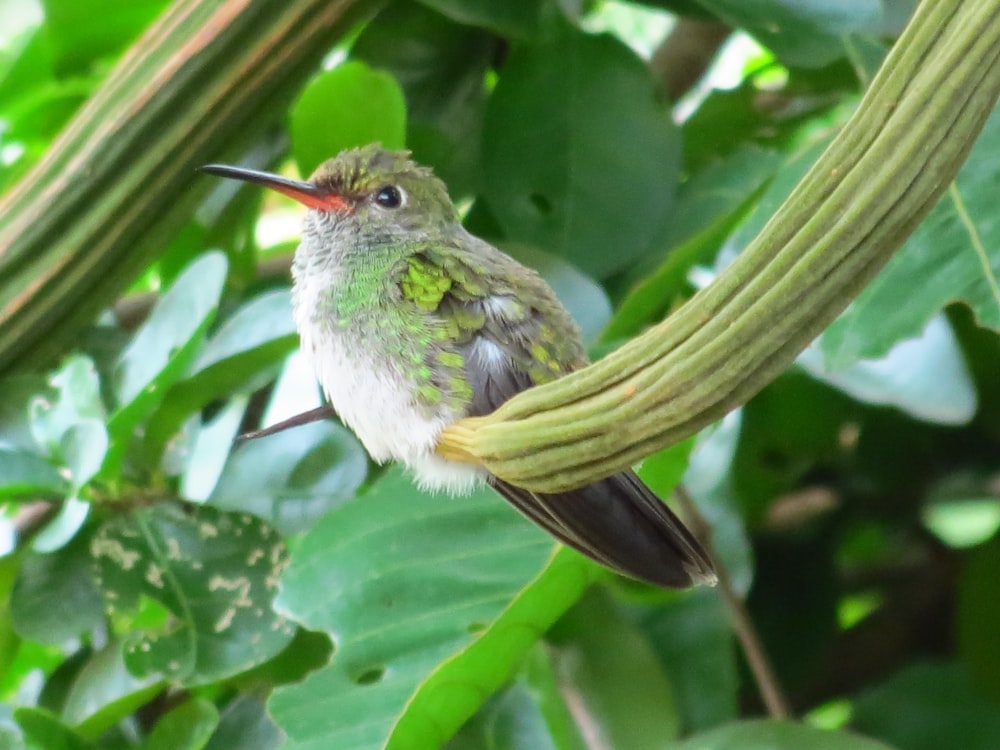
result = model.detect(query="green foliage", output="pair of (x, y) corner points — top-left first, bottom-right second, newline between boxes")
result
(2, 1), (1000, 749)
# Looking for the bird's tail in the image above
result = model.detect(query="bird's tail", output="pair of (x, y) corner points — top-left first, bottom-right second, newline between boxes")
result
(490, 470), (717, 589)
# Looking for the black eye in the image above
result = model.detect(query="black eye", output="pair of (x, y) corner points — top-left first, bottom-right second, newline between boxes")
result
(374, 185), (402, 208)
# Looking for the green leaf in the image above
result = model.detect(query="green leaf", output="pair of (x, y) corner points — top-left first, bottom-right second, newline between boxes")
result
(260, 351), (323, 426)
(482, 18), (680, 279)
(31, 496), (90, 553)
(10, 536), (104, 644)
(0, 708), (23, 750)
(269, 467), (594, 750)
(604, 144), (782, 340)
(291, 61), (407, 177)
(14, 707), (91, 750)
(61, 420), (108, 491)
(548, 589), (681, 748)
(676, 719), (895, 749)
(209, 420), (367, 536)
(415, 0), (543, 38)
(353, 1), (499, 196)
(799, 314), (976, 425)
(29, 355), (105, 454)
(144, 289), (297, 467)
(0, 447), (67, 498)
(444, 678), (571, 750)
(180, 397), (249, 502)
(39, 0), (167, 75)
(0, 374), (47, 451)
(91, 504), (294, 686)
(820, 106), (1000, 366)
(190, 290), (297, 376)
(144, 698), (219, 750)
(637, 588), (738, 732)
(683, 413), (753, 594)
(693, 0), (881, 68)
(203, 695), (284, 750)
(851, 662), (1000, 750)
(108, 253), (228, 474)
(61, 641), (163, 741)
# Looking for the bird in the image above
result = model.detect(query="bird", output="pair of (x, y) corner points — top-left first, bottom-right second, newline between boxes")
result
(202, 144), (716, 588)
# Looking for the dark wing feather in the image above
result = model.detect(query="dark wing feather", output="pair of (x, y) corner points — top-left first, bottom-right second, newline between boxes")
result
(490, 473), (716, 588)
(424, 241), (717, 588)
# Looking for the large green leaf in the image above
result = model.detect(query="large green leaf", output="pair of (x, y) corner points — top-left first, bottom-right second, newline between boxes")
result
(91, 503), (294, 686)
(482, 17), (680, 279)
(693, 0), (881, 68)
(799, 314), (975, 425)
(291, 61), (407, 178)
(270, 467), (596, 750)
(676, 719), (895, 749)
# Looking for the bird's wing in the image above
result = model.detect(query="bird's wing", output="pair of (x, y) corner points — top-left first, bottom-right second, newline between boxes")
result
(413, 241), (716, 588)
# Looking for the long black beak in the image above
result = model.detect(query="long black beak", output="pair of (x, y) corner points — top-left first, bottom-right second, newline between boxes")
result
(200, 164), (343, 211)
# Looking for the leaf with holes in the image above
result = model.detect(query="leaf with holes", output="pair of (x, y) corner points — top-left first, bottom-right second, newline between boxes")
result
(269, 467), (596, 750)
(91, 503), (294, 686)
(482, 16), (680, 279)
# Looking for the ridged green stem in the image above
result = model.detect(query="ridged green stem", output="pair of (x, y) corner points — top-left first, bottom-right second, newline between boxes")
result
(438, 0), (1000, 491)
(0, 0), (365, 372)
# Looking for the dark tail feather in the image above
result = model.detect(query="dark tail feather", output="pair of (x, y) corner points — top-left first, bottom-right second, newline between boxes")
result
(490, 470), (717, 589)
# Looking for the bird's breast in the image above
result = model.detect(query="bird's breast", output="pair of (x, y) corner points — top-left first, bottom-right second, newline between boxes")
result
(290, 273), (484, 493)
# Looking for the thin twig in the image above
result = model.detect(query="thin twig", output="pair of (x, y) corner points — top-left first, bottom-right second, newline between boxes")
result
(676, 486), (792, 718)
(237, 404), (336, 441)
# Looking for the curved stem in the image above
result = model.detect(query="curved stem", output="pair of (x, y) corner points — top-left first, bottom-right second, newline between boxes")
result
(438, 0), (1000, 492)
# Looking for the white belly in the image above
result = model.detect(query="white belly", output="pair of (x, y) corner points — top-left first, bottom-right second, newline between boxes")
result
(292, 275), (485, 495)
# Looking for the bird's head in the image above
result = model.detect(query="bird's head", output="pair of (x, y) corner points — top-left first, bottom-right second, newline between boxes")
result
(202, 144), (458, 240)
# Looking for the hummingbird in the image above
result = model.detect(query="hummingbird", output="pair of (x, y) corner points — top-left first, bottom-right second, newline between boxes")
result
(202, 145), (716, 588)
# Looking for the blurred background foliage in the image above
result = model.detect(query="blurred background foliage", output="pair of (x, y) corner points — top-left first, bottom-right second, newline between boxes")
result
(2, 0), (1000, 748)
